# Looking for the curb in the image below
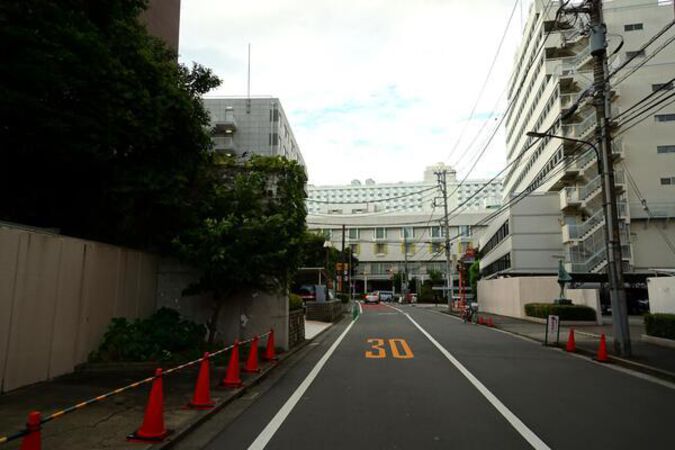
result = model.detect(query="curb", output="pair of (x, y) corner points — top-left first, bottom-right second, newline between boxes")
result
(154, 316), (344, 449)
(436, 309), (675, 384)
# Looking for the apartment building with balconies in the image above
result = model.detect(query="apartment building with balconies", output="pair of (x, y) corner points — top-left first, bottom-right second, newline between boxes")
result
(308, 211), (488, 293)
(500, 0), (675, 276)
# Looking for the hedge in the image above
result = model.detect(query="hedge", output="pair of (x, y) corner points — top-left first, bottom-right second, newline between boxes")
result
(644, 313), (675, 340)
(524, 303), (596, 321)
(289, 293), (304, 311)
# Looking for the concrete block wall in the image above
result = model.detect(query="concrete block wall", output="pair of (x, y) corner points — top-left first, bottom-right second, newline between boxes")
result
(305, 300), (344, 322)
(288, 309), (305, 349)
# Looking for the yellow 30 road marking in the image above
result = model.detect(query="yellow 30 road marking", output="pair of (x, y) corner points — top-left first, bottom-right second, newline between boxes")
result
(365, 338), (386, 358)
(389, 338), (414, 359)
(365, 338), (414, 359)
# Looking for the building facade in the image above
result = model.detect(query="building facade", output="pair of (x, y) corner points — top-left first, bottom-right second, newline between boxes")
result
(307, 163), (502, 215)
(308, 212), (489, 293)
(500, 0), (675, 275)
(478, 193), (563, 277)
(202, 97), (305, 165)
(140, 0), (181, 51)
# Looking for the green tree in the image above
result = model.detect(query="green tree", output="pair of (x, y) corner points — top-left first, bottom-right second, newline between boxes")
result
(0, 0), (220, 250)
(428, 269), (444, 285)
(174, 156), (307, 344)
(392, 272), (404, 294)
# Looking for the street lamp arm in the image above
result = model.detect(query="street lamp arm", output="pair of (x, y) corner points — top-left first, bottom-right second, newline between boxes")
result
(525, 131), (600, 167)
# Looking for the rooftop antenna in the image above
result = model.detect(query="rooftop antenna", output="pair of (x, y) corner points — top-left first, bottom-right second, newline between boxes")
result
(246, 43), (251, 114)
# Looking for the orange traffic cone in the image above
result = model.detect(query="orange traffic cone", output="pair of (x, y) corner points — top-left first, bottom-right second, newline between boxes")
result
(487, 317), (494, 328)
(128, 368), (169, 442)
(244, 336), (260, 373)
(187, 353), (215, 409)
(20, 411), (41, 450)
(220, 340), (243, 388)
(478, 316), (484, 325)
(566, 329), (577, 352)
(596, 334), (609, 362)
(264, 329), (277, 361)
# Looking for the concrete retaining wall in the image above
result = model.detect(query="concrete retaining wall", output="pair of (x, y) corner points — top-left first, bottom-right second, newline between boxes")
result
(478, 276), (600, 323)
(647, 277), (675, 314)
(0, 226), (157, 392)
(155, 259), (290, 351)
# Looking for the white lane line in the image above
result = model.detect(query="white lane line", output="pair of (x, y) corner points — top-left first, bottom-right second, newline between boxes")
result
(248, 318), (358, 449)
(408, 306), (675, 390)
(358, 301), (363, 314)
(389, 305), (550, 450)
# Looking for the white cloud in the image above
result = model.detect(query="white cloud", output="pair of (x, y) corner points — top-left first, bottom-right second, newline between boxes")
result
(179, 0), (530, 185)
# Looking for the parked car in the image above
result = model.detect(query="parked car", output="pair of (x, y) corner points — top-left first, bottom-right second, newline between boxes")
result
(364, 291), (380, 304)
(379, 290), (394, 302)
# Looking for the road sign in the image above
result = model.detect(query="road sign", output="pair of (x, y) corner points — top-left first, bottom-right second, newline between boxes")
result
(545, 315), (560, 346)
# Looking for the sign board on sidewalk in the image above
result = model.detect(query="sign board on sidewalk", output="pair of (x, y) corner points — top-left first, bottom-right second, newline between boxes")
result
(545, 315), (560, 346)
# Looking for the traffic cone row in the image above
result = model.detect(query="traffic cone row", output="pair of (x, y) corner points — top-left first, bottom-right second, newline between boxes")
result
(16, 329), (279, 448)
(476, 316), (495, 327)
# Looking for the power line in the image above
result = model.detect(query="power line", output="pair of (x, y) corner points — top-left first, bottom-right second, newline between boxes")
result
(621, 162), (675, 257)
(617, 90), (675, 128)
(613, 33), (675, 86)
(607, 18), (675, 81)
(613, 92), (675, 137)
(306, 186), (437, 204)
(445, 0), (521, 162)
(613, 76), (675, 121)
(307, 187), (440, 218)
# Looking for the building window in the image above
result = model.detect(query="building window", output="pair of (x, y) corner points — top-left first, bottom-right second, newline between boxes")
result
(430, 226), (443, 239)
(401, 227), (413, 239)
(655, 114), (675, 122)
(459, 225), (471, 237)
(269, 132), (279, 145)
(624, 23), (643, 31)
(375, 227), (387, 240)
(626, 50), (645, 58)
(319, 229), (332, 240)
(657, 145), (675, 154)
(375, 243), (387, 255)
(652, 82), (673, 92)
(660, 177), (675, 185)
(350, 243), (360, 255)
(401, 243), (415, 255)
(348, 228), (359, 240)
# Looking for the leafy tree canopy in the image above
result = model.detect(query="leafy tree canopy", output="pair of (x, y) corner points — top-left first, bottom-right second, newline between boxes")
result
(0, 0), (220, 250)
(173, 156), (307, 342)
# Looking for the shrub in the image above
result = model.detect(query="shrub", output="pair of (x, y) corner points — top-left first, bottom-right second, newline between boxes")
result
(524, 303), (596, 321)
(90, 307), (207, 362)
(289, 293), (304, 311)
(644, 313), (675, 340)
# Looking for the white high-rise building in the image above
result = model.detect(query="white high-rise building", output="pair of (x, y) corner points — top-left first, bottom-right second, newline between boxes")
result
(306, 163), (502, 215)
(487, 0), (675, 277)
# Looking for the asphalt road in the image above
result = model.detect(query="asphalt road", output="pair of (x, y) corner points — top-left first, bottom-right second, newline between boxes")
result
(197, 303), (675, 449)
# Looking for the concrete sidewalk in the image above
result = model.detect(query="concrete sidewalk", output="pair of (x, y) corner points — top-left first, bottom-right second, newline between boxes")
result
(0, 316), (342, 450)
(443, 308), (675, 379)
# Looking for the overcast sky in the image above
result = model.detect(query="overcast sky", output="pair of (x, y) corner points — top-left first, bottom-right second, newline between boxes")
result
(179, 0), (532, 185)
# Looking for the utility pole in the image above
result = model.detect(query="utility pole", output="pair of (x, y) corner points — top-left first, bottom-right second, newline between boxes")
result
(588, 0), (631, 356)
(403, 232), (409, 296)
(341, 224), (346, 296)
(436, 170), (453, 306)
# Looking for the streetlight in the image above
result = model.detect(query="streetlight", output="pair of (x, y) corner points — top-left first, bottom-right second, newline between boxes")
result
(526, 130), (631, 355)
